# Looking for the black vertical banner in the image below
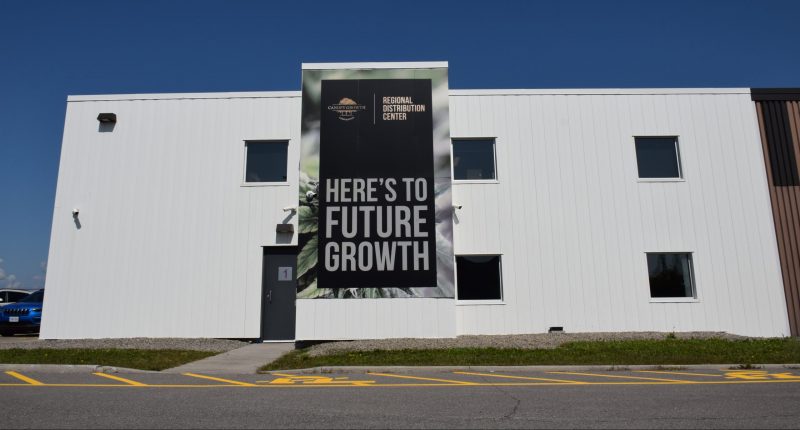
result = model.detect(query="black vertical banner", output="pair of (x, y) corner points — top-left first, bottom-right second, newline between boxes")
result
(318, 79), (437, 289)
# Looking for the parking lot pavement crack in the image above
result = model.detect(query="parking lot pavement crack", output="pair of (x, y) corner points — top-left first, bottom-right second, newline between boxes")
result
(503, 390), (521, 420)
(470, 374), (522, 421)
(492, 385), (522, 420)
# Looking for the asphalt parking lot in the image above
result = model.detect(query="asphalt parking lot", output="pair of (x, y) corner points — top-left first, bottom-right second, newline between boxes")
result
(4, 367), (800, 388)
(2, 367), (800, 428)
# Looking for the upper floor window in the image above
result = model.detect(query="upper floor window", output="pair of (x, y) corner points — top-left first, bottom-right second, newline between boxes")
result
(453, 139), (496, 181)
(635, 137), (682, 179)
(244, 141), (288, 183)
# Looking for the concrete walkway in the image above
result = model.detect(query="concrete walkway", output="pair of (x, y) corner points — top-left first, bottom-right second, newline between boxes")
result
(164, 342), (294, 374)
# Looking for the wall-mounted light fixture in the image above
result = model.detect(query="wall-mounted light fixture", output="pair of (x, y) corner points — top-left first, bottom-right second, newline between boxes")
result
(72, 208), (82, 229)
(97, 113), (117, 123)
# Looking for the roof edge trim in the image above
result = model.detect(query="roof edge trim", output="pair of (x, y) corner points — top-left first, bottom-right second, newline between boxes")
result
(67, 88), (758, 102)
(451, 88), (751, 96)
(302, 61), (448, 70)
(67, 91), (301, 102)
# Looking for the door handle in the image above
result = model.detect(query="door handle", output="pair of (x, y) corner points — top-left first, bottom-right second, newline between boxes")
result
(267, 290), (272, 303)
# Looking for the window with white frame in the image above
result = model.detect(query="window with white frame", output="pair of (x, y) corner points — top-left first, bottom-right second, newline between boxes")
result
(635, 137), (682, 179)
(456, 255), (503, 301)
(452, 139), (496, 180)
(646, 253), (696, 299)
(244, 141), (288, 183)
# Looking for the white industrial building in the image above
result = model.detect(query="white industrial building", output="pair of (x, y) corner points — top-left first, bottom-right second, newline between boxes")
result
(41, 64), (799, 339)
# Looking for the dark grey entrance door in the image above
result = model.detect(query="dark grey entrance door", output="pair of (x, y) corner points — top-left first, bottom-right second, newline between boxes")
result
(261, 247), (297, 341)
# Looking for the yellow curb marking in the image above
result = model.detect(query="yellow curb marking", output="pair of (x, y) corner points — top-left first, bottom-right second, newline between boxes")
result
(368, 372), (477, 385)
(549, 371), (696, 383)
(453, 371), (586, 384)
(5, 371), (44, 386)
(93, 373), (147, 386)
(182, 373), (256, 386)
(266, 373), (375, 386)
(770, 373), (800, 380)
(724, 370), (800, 380)
(635, 370), (722, 378)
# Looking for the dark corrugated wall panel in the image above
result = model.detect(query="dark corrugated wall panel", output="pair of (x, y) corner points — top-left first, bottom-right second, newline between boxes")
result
(753, 89), (800, 336)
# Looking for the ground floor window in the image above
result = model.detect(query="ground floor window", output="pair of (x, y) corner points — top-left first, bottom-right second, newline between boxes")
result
(646, 253), (696, 298)
(456, 255), (503, 301)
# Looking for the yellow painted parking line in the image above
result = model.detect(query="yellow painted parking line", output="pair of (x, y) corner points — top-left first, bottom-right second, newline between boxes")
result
(548, 371), (696, 384)
(5, 371), (44, 386)
(1, 378), (800, 389)
(453, 371), (586, 384)
(724, 370), (800, 380)
(270, 372), (328, 379)
(182, 373), (256, 387)
(0, 383), (226, 388)
(265, 373), (375, 386)
(368, 372), (477, 385)
(635, 370), (722, 378)
(93, 372), (147, 386)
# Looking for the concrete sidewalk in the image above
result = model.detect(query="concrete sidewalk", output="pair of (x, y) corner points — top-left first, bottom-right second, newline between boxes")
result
(164, 342), (294, 374)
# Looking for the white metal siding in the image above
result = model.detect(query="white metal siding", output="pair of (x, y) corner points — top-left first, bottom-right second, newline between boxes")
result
(43, 89), (791, 339)
(451, 92), (790, 337)
(42, 94), (301, 338)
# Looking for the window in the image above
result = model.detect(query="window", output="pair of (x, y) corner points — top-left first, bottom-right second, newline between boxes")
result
(0, 291), (30, 303)
(646, 253), (696, 299)
(18, 290), (44, 303)
(635, 137), (682, 179)
(244, 141), (288, 183)
(456, 255), (503, 301)
(8, 291), (29, 302)
(452, 139), (496, 180)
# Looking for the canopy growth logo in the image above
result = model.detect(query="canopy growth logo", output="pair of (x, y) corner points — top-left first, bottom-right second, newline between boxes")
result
(328, 97), (366, 121)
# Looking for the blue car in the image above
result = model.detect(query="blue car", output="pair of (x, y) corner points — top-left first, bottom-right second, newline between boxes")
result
(0, 289), (44, 336)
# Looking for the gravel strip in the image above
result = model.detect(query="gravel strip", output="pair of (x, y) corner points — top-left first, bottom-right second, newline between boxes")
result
(305, 332), (749, 357)
(0, 338), (250, 352)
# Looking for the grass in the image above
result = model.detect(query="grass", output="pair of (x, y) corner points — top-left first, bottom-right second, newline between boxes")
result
(261, 338), (800, 371)
(0, 349), (216, 371)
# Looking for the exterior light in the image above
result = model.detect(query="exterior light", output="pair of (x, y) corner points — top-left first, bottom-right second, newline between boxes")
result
(97, 113), (117, 123)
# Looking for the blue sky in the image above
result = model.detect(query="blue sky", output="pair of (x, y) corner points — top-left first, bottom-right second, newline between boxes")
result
(1, 0), (799, 290)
